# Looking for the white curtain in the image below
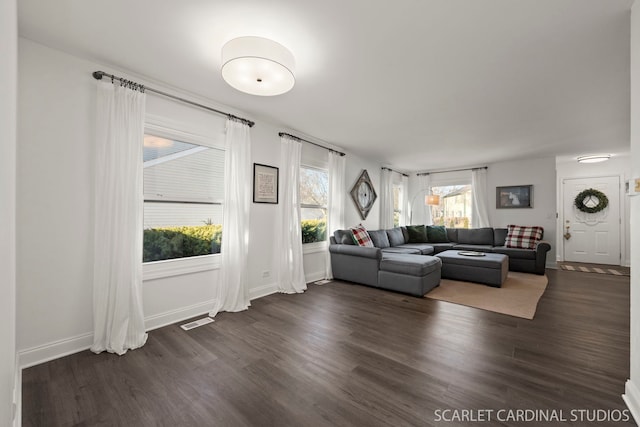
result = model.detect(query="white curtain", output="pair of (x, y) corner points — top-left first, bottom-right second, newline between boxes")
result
(210, 119), (252, 316)
(325, 151), (346, 279)
(276, 136), (306, 293)
(399, 174), (409, 226)
(411, 174), (433, 225)
(379, 168), (394, 229)
(92, 81), (147, 355)
(472, 168), (491, 228)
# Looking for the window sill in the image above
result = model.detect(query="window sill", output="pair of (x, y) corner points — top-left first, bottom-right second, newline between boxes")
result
(143, 254), (221, 281)
(303, 241), (328, 255)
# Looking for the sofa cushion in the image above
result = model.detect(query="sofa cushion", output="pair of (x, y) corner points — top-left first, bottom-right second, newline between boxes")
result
(380, 246), (421, 255)
(368, 230), (390, 248)
(406, 225), (428, 243)
(452, 244), (494, 252)
(334, 229), (355, 245)
(350, 224), (374, 247)
(401, 227), (410, 243)
(429, 243), (457, 254)
(505, 225), (544, 249)
(494, 228), (508, 246)
(386, 228), (406, 247)
(456, 227), (494, 245)
(446, 228), (458, 242)
(427, 225), (449, 243)
(380, 253), (441, 276)
(395, 243), (435, 255)
(492, 246), (537, 260)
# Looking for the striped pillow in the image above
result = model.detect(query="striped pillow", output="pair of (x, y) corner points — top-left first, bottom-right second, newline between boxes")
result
(350, 224), (374, 247)
(505, 225), (543, 249)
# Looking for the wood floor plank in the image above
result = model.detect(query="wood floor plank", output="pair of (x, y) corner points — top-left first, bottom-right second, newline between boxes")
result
(22, 268), (634, 426)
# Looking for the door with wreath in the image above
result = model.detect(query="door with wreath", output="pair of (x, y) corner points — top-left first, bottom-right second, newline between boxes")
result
(562, 176), (620, 265)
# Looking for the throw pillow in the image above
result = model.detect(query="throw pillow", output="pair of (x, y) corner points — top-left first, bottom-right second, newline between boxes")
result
(386, 228), (405, 246)
(406, 225), (428, 243)
(350, 224), (374, 247)
(427, 225), (449, 243)
(368, 230), (390, 248)
(505, 225), (543, 249)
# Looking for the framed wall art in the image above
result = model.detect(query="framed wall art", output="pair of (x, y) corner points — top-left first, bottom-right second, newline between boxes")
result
(253, 163), (279, 204)
(496, 185), (533, 209)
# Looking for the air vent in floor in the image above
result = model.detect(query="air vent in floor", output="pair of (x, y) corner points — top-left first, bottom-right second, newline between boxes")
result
(180, 317), (214, 331)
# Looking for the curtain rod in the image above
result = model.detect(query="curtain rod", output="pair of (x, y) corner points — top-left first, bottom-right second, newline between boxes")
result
(381, 167), (409, 177)
(278, 132), (346, 156)
(416, 166), (487, 176)
(92, 71), (255, 128)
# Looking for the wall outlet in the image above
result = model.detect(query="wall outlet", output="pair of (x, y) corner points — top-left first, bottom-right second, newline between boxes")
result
(262, 270), (270, 278)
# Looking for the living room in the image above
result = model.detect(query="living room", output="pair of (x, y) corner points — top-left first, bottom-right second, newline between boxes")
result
(2, 0), (640, 426)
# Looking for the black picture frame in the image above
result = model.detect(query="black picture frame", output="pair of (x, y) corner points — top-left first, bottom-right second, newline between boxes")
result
(496, 185), (533, 209)
(253, 163), (279, 204)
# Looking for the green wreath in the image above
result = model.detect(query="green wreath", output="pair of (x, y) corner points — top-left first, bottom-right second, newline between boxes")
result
(574, 188), (609, 214)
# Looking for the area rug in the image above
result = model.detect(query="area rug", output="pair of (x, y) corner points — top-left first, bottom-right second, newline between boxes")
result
(558, 262), (630, 276)
(425, 272), (548, 320)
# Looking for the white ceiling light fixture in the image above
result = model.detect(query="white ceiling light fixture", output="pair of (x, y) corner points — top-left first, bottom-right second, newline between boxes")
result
(577, 154), (611, 164)
(221, 36), (295, 96)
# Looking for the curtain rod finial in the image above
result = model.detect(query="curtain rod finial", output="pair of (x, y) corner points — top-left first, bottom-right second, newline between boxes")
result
(92, 71), (104, 80)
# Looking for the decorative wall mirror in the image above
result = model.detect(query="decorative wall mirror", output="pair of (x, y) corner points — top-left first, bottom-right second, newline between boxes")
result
(350, 169), (377, 220)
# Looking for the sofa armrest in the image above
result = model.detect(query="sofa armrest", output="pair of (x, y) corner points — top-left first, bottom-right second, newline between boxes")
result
(329, 244), (382, 260)
(534, 240), (551, 274)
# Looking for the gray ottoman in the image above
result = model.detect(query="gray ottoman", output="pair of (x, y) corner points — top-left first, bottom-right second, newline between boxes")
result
(436, 250), (508, 287)
(378, 254), (442, 296)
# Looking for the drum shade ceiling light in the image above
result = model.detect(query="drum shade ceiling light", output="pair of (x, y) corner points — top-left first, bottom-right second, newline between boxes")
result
(577, 154), (611, 164)
(221, 36), (295, 96)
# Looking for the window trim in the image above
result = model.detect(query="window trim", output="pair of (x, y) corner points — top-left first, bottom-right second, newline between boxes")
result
(300, 164), (329, 245)
(142, 119), (224, 279)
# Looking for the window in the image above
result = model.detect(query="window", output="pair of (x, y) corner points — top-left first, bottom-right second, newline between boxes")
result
(393, 184), (403, 227)
(143, 133), (224, 262)
(300, 166), (328, 244)
(430, 184), (472, 228)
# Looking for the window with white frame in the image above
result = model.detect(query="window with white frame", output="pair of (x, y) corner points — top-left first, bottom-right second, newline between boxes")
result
(143, 133), (224, 262)
(300, 166), (328, 244)
(429, 184), (472, 229)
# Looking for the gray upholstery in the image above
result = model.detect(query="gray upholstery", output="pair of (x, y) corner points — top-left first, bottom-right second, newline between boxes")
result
(436, 250), (508, 287)
(452, 244), (494, 252)
(380, 246), (421, 255)
(386, 228), (406, 247)
(368, 230), (390, 248)
(328, 226), (551, 296)
(456, 227), (494, 245)
(378, 254), (441, 296)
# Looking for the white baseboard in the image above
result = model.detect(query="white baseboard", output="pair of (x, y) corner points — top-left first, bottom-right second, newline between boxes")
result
(623, 379), (640, 425)
(305, 270), (326, 284)
(18, 332), (93, 369)
(144, 299), (216, 332)
(19, 299), (218, 369)
(250, 282), (278, 300)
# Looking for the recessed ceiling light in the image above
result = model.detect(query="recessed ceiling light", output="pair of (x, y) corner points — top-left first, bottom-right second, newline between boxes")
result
(221, 36), (295, 96)
(577, 154), (611, 164)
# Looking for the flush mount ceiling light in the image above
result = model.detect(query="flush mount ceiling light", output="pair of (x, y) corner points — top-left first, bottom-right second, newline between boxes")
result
(577, 154), (611, 164)
(221, 36), (295, 96)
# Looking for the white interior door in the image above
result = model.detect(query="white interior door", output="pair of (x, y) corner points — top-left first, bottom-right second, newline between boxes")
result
(562, 176), (620, 265)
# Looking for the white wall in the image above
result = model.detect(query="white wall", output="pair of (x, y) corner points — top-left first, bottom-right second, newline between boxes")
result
(487, 157), (557, 267)
(556, 155), (631, 266)
(624, 3), (640, 422)
(17, 38), (359, 367)
(0, 0), (17, 424)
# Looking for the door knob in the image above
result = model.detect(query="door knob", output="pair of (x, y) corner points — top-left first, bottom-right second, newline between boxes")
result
(563, 225), (571, 240)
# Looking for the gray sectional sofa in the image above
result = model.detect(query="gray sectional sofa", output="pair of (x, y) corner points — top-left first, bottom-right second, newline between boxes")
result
(329, 226), (551, 296)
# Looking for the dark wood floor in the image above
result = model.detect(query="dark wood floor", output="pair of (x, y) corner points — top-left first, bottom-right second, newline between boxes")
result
(23, 269), (633, 427)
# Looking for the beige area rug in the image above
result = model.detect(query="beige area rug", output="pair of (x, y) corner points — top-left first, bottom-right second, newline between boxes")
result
(425, 272), (548, 320)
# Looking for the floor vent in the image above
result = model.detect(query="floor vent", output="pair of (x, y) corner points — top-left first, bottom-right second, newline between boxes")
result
(180, 317), (214, 331)
(314, 279), (331, 285)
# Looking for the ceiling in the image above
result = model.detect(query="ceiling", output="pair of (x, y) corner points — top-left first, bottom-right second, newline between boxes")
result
(18, 0), (633, 171)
